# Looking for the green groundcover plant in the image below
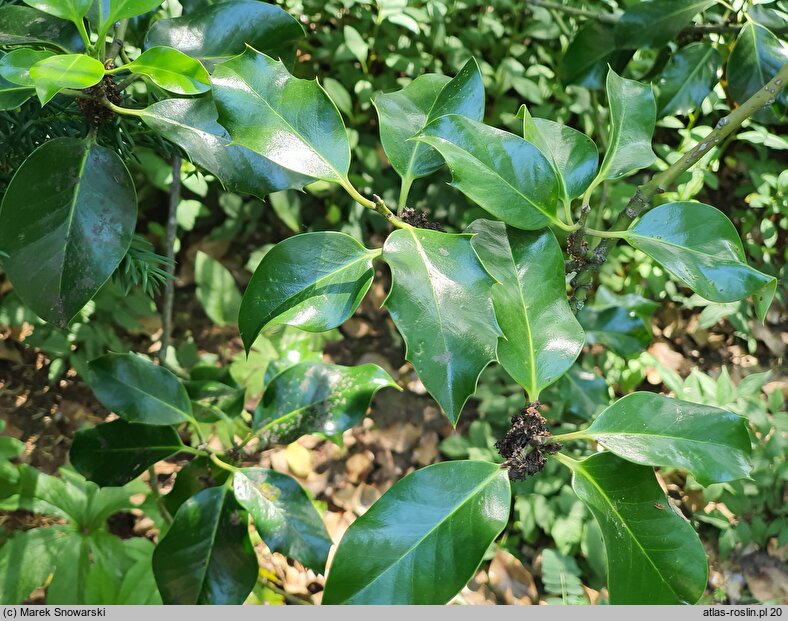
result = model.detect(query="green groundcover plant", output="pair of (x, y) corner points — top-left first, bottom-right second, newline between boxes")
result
(0, 0), (786, 606)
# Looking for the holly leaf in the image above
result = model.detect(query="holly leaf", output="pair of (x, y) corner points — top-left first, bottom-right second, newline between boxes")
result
(138, 97), (312, 199)
(152, 486), (257, 604)
(0, 138), (136, 327)
(323, 461), (510, 604)
(580, 392), (752, 486)
(416, 115), (561, 230)
(253, 361), (398, 444)
(144, 0), (303, 64)
(373, 58), (484, 184)
(212, 48), (349, 183)
(519, 104), (598, 201)
(622, 202), (777, 321)
(467, 219), (583, 400)
(70, 419), (185, 487)
(615, 0), (716, 49)
(120, 47), (210, 95)
(656, 43), (722, 117)
(233, 468), (332, 572)
(29, 53), (104, 104)
(594, 69), (656, 182)
(238, 232), (377, 351)
(383, 228), (501, 423)
(562, 452), (707, 604)
(87, 353), (192, 426)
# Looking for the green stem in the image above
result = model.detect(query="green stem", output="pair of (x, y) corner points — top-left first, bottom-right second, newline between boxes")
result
(552, 451), (580, 470)
(583, 226), (626, 239)
(550, 430), (590, 443)
(102, 97), (142, 117)
(105, 19), (129, 64)
(115, 74), (140, 91)
(341, 180), (411, 229)
(75, 19), (93, 55)
(209, 453), (239, 473)
(561, 198), (574, 226)
(147, 466), (173, 525)
(398, 172), (414, 211)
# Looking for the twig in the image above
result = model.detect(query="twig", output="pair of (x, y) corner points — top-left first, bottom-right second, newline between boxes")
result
(147, 466), (173, 525)
(105, 19), (129, 65)
(569, 63), (788, 311)
(526, 0), (788, 35)
(158, 156), (181, 365)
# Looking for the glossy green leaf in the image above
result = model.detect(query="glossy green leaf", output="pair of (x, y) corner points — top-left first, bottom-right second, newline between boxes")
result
(417, 115), (561, 230)
(615, 0), (715, 49)
(239, 232), (376, 351)
(562, 452), (707, 604)
(0, 75), (34, 110)
(29, 53), (105, 105)
(152, 486), (257, 604)
(578, 288), (656, 357)
(0, 49), (55, 86)
(121, 47), (209, 95)
(580, 392), (751, 486)
(0, 526), (68, 604)
(727, 24), (788, 118)
(656, 43), (722, 117)
(520, 105), (599, 201)
(467, 219), (584, 400)
(595, 69), (656, 182)
(194, 251), (241, 327)
(0, 138), (136, 327)
(87, 353), (192, 425)
(212, 48), (349, 183)
(253, 361), (398, 444)
(92, 0), (162, 37)
(138, 97), (311, 199)
(622, 202), (777, 321)
(323, 461), (511, 604)
(373, 59), (484, 183)
(22, 0), (91, 23)
(71, 419), (185, 487)
(233, 468), (332, 572)
(383, 228), (501, 423)
(559, 21), (631, 89)
(0, 5), (82, 51)
(144, 0), (303, 63)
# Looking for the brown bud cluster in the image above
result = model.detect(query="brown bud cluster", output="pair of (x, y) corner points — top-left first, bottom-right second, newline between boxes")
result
(495, 402), (560, 480)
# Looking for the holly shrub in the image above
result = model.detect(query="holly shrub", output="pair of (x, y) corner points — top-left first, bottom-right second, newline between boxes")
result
(0, 0), (786, 606)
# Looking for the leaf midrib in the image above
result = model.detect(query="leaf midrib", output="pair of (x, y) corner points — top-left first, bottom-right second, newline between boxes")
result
(588, 428), (739, 450)
(196, 487), (229, 603)
(57, 141), (91, 311)
(503, 234), (538, 397)
(343, 468), (502, 602)
(625, 230), (745, 264)
(407, 228), (453, 410)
